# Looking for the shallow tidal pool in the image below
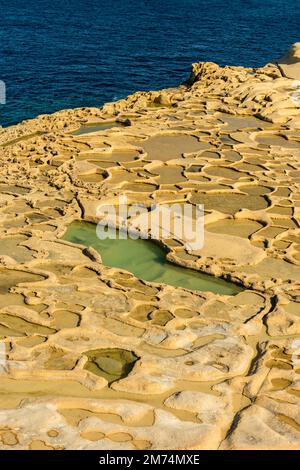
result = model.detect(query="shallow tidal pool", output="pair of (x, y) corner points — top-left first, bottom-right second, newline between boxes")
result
(72, 121), (125, 135)
(63, 221), (243, 295)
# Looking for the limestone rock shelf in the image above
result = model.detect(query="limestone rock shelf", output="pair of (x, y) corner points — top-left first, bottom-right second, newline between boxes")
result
(0, 45), (300, 449)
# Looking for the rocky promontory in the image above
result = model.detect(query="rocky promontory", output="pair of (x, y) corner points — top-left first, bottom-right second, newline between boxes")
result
(0, 46), (300, 449)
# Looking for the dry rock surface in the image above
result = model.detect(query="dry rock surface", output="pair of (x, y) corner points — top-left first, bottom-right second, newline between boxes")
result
(0, 46), (300, 449)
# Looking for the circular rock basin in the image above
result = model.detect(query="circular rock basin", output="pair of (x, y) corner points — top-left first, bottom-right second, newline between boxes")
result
(83, 348), (139, 383)
(191, 192), (269, 215)
(78, 172), (106, 183)
(218, 114), (273, 131)
(73, 122), (125, 136)
(206, 219), (263, 238)
(256, 133), (300, 148)
(137, 135), (213, 161)
(0, 269), (45, 294)
(204, 166), (242, 180)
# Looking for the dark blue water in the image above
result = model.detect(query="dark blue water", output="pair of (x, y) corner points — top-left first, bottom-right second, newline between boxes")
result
(0, 0), (300, 127)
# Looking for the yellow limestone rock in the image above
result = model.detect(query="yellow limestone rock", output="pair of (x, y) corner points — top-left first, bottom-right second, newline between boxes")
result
(278, 42), (300, 80)
(0, 45), (299, 450)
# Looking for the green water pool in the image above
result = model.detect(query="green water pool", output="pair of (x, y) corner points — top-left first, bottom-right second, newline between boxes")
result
(63, 221), (243, 295)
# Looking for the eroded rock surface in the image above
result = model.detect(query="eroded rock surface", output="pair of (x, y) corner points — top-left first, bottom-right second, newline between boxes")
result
(0, 46), (300, 449)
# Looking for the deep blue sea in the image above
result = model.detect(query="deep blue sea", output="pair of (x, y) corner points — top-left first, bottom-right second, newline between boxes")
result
(0, 0), (300, 127)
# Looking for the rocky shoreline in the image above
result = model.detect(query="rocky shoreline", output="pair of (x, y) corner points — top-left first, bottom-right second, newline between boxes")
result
(0, 46), (300, 449)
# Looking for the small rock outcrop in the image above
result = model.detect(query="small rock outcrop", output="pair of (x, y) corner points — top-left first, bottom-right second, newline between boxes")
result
(278, 42), (300, 79)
